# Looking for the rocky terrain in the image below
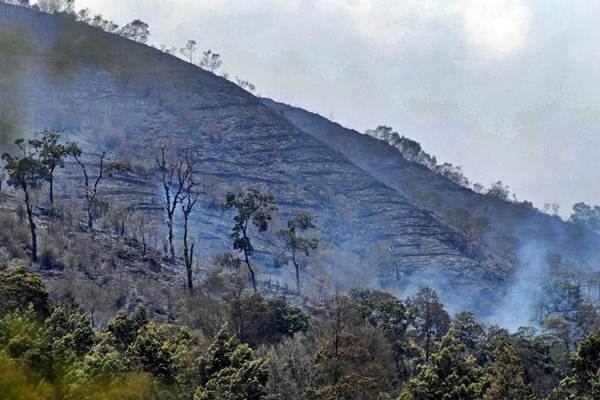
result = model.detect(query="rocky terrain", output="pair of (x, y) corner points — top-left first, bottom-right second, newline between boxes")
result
(2, 3), (597, 316)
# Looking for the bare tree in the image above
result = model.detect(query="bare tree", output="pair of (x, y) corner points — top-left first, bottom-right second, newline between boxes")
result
(72, 150), (128, 229)
(235, 77), (257, 93)
(181, 180), (200, 291)
(132, 205), (159, 256)
(180, 40), (197, 64)
(155, 146), (200, 260)
(199, 50), (222, 73)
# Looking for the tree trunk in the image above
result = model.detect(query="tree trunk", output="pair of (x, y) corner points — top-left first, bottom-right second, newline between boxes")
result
(292, 251), (301, 295)
(87, 207), (93, 229)
(24, 188), (37, 263)
(49, 174), (54, 207)
(167, 211), (175, 260)
(244, 251), (257, 292)
(183, 213), (194, 291)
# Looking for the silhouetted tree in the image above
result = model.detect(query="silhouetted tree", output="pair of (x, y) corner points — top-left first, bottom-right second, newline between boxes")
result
(36, 0), (74, 15)
(222, 188), (277, 292)
(199, 50), (222, 72)
(119, 19), (150, 43)
(486, 180), (510, 200)
(180, 40), (197, 64)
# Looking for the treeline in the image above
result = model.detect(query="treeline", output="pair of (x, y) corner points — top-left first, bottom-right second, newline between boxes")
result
(1, 267), (600, 399)
(365, 126), (517, 201)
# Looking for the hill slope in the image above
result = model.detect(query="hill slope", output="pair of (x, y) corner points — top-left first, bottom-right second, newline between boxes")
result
(261, 98), (600, 302)
(0, 3), (536, 313)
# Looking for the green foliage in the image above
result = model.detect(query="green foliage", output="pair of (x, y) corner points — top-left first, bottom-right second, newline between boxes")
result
(483, 338), (534, 400)
(229, 294), (309, 347)
(350, 289), (415, 383)
(0, 267), (50, 320)
(196, 326), (268, 400)
(107, 305), (148, 350)
(399, 330), (485, 400)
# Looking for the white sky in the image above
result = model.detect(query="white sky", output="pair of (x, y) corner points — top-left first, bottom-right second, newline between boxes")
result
(71, 0), (600, 215)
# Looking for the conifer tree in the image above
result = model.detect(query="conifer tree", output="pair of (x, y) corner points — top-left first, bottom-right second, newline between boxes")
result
(483, 338), (534, 400)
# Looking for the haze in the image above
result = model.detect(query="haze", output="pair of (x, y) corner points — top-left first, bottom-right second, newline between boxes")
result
(75, 0), (600, 215)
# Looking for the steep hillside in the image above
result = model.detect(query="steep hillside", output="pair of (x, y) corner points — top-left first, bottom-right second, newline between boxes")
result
(1, 3), (512, 312)
(261, 98), (600, 280)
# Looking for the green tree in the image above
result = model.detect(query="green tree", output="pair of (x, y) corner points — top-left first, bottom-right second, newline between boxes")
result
(312, 295), (394, 399)
(2, 139), (48, 262)
(349, 289), (415, 384)
(547, 330), (600, 400)
(399, 330), (484, 400)
(451, 311), (485, 352)
(483, 338), (533, 400)
(0, 267), (50, 320)
(228, 294), (309, 347)
(409, 287), (450, 361)
(222, 188), (277, 292)
(276, 212), (319, 295)
(196, 326), (268, 400)
(119, 19), (150, 43)
(107, 305), (148, 351)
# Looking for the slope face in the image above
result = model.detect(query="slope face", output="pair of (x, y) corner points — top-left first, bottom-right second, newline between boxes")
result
(261, 99), (600, 282)
(0, 4), (504, 311)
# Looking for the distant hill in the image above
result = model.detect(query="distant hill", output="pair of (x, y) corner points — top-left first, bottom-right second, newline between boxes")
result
(2, 3), (596, 316)
(262, 98), (600, 306)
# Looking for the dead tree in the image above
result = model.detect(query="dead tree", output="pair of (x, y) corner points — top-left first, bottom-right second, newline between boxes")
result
(155, 146), (199, 260)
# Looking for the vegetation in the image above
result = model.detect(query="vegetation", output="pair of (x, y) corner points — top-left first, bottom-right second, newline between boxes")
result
(2, 3), (600, 399)
(0, 267), (598, 399)
(222, 188), (278, 293)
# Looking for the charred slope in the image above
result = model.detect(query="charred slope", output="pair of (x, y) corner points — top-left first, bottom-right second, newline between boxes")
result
(261, 98), (600, 273)
(1, 3), (505, 311)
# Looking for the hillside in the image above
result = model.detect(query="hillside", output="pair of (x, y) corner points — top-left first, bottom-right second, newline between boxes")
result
(0, 3), (509, 313)
(262, 98), (600, 275)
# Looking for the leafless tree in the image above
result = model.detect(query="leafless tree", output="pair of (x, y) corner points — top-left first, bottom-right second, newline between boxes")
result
(155, 146), (200, 260)
(180, 40), (197, 64)
(181, 179), (201, 291)
(72, 150), (128, 229)
(199, 50), (222, 73)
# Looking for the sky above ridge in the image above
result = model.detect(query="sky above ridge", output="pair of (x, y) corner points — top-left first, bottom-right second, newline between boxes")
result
(72, 0), (600, 215)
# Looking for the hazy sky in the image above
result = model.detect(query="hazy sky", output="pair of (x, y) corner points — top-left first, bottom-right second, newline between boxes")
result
(73, 0), (600, 214)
